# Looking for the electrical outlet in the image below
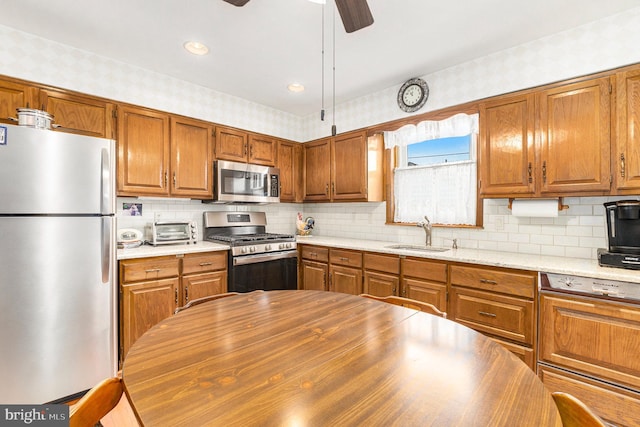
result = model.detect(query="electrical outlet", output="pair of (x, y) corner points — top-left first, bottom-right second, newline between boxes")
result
(495, 217), (504, 231)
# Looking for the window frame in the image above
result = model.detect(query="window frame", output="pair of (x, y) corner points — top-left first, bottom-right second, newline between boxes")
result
(377, 108), (483, 229)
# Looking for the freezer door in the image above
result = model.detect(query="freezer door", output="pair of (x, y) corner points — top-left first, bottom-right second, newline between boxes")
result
(0, 217), (117, 403)
(0, 125), (115, 214)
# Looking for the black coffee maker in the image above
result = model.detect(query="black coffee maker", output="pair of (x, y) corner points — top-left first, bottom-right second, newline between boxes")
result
(598, 200), (640, 269)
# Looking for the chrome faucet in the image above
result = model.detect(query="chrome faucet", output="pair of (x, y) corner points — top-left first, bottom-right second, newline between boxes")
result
(417, 216), (432, 246)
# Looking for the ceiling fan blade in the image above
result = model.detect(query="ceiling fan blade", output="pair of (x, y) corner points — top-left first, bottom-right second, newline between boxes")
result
(335, 0), (374, 33)
(222, 0), (250, 6)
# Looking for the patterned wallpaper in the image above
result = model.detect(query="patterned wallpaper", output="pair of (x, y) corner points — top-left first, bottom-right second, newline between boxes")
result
(2, 8), (640, 260)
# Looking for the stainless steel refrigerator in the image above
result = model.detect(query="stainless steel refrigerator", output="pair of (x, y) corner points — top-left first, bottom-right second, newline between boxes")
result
(0, 124), (117, 403)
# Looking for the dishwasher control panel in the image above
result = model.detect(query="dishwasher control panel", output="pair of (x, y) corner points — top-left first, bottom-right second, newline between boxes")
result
(540, 272), (640, 302)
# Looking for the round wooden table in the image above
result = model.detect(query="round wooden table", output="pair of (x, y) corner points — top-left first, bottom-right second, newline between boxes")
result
(122, 290), (561, 426)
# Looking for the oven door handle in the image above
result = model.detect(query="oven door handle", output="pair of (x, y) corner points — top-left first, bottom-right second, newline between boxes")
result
(233, 251), (297, 266)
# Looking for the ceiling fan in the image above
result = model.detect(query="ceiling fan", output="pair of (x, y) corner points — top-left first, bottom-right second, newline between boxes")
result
(222, 0), (374, 33)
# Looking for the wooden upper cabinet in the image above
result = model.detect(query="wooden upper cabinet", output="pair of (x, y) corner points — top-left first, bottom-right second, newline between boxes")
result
(479, 94), (535, 196)
(332, 131), (368, 200)
(304, 138), (331, 201)
(215, 126), (247, 162)
(538, 77), (612, 194)
(39, 89), (115, 138)
(248, 134), (277, 166)
(170, 117), (213, 198)
(117, 105), (170, 196)
(304, 130), (380, 202)
(215, 126), (276, 166)
(615, 66), (640, 192)
(0, 79), (38, 125)
(277, 140), (302, 202)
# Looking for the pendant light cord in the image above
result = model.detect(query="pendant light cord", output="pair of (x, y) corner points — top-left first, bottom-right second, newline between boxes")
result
(320, 2), (325, 121)
(331, 1), (336, 136)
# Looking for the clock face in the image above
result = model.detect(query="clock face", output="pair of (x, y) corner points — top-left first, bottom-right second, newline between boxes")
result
(397, 78), (429, 113)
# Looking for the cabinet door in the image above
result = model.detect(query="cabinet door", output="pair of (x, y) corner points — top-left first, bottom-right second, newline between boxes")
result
(364, 271), (399, 296)
(301, 260), (328, 291)
(332, 131), (367, 200)
(248, 134), (277, 166)
(539, 293), (640, 390)
(277, 140), (302, 202)
(538, 77), (611, 194)
(170, 116), (213, 198)
(615, 67), (640, 192)
(479, 94), (535, 196)
(402, 278), (447, 313)
(304, 138), (331, 201)
(329, 265), (363, 295)
(121, 277), (179, 358)
(215, 126), (248, 163)
(40, 89), (115, 138)
(117, 105), (170, 196)
(0, 79), (38, 125)
(182, 271), (227, 305)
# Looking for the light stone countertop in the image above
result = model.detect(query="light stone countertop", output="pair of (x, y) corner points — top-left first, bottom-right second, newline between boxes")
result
(296, 235), (640, 284)
(117, 241), (229, 260)
(116, 235), (640, 284)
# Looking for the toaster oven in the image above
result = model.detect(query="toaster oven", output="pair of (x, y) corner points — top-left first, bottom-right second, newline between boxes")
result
(151, 221), (198, 246)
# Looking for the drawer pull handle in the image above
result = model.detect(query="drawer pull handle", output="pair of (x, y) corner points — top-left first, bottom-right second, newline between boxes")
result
(339, 257), (349, 262)
(480, 279), (497, 285)
(478, 311), (496, 318)
(199, 262), (213, 266)
(145, 268), (161, 273)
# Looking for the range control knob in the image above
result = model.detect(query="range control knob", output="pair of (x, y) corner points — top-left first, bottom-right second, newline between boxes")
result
(241, 247), (248, 254)
(563, 277), (574, 287)
(249, 246), (256, 253)
(265, 244), (272, 251)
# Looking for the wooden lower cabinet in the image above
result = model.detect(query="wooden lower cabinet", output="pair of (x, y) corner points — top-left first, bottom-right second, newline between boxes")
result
(363, 252), (400, 296)
(301, 260), (328, 291)
(119, 251), (227, 360)
(401, 257), (448, 313)
(329, 248), (363, 295)
(449, 264), (537, 370)
(539, 365), (640, 426)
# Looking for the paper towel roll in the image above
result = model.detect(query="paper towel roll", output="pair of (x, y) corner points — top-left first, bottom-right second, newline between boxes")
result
(511, 199), (559, 217)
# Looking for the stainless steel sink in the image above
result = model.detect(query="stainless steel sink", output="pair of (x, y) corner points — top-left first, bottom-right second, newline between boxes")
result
(385, 244), (449, 252)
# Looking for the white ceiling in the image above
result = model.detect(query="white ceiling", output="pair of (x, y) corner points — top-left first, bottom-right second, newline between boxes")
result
(1, 0), (638, 117)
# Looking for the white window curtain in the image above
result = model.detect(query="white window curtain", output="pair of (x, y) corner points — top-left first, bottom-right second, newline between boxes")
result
(384, 113), (479, 225)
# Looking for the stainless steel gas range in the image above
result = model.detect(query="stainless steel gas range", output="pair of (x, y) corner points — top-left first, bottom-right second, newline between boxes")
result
(203, 211), (297, 293)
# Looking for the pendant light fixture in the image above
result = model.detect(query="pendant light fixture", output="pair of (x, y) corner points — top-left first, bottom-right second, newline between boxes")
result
(331, 0), (336, 136)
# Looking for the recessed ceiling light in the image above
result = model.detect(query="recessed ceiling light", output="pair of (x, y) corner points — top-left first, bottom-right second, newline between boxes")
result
(288, 83), (305, 93)
(183, 41), (209, 56)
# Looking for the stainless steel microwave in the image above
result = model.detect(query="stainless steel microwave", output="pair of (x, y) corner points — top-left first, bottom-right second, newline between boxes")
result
(209, 160), (280, 203)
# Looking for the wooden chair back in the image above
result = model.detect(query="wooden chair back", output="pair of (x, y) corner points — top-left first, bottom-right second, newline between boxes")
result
(360, 294), (447, 318)
(551, 392), (606, 427)
(69, 377), (124, 427)
(174, 292), (239, 314)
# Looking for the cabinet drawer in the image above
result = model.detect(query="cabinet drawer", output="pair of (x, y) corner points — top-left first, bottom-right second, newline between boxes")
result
(300, 245), (329, 262)
(120, 256), (180, 283)
(450, 286), (534, 345)
(182, 252), (227, 274)
(450, 264), (535, 298)
(401, 257), (447, 283)
(330, 248), (362, 268)
(539, 365), (640, 427)
(364, 252), (399, 274)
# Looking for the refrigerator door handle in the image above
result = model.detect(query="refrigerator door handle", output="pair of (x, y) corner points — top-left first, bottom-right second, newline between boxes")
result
(101, 217), (111, 283)
(101, 148), (111, 216)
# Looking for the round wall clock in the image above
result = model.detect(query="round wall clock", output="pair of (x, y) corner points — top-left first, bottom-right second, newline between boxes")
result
(397, 78), (429, 113)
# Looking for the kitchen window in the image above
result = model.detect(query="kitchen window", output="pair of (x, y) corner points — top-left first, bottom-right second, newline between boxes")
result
(384, 113), (479, 226)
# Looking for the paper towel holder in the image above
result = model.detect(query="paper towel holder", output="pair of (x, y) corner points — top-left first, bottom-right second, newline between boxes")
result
(508, 197), (569, 212)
